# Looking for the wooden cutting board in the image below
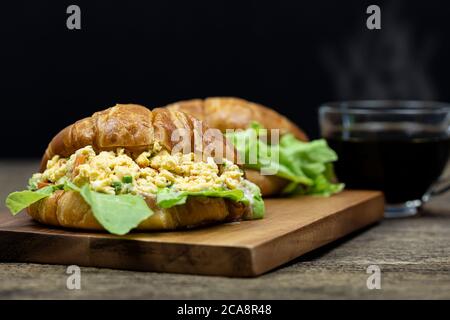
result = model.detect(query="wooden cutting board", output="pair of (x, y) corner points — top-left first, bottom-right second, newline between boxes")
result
(0, 190), (384, 277)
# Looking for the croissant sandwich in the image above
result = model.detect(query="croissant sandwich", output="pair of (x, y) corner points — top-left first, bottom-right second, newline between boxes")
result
(5, 104), (264, 235)
(166, 97), (344, 197)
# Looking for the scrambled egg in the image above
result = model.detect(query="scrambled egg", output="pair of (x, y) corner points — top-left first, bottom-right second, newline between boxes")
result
(33, 145), (244, 196)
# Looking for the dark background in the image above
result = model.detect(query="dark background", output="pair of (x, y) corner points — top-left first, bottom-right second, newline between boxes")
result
(1, 0), (448, 157)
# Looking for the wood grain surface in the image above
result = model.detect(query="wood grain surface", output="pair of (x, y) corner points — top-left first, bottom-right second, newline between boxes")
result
(0, 190), (383, 277)
(0, 160), (449, 298)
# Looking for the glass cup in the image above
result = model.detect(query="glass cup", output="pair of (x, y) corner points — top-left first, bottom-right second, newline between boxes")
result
(319, 101), (450, 218)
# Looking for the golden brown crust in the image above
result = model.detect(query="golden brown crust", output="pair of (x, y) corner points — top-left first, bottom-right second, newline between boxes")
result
(27, 190), (246, 231)
(165, 97), (308, 141)
(40, 104), (237, 171)
(243, 169), (289, 196)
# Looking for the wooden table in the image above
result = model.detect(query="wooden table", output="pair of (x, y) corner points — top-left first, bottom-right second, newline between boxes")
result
(0, 160), (449, 299)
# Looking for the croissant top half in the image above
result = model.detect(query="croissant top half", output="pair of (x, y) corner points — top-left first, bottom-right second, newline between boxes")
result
(40, 104), (236, 171)
(165, 97), (308, 141)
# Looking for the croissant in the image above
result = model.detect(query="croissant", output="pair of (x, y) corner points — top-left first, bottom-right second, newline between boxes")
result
(165, 97), (308, 141)
(28, 104), (252, 232)
(165, 97), (308, 196)
(40, 104), (236, 171)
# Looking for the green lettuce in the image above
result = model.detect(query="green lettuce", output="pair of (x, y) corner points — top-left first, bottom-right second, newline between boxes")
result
(226, 123), (344, 196)
(79, 185), (153, 235)
(156, 181), (265, 219)
(5, 185), (60, 215)
(5, 178), (86, 216)
(241, 180), (265, 219)
(156, 188), (247, 208)
(6, 182), (153, 235)
(6, 161), (266, 234)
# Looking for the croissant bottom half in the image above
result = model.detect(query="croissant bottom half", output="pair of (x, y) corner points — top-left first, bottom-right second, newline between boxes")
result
(28, 190), (246, 231)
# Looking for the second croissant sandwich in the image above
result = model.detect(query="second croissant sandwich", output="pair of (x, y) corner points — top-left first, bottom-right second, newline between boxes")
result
(6, 104), (264, 235)
(166, 97), (343, 197)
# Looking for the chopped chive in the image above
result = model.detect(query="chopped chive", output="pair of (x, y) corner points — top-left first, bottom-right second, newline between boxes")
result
(122, 175), (133, 183)
(111, 181), (122, 193)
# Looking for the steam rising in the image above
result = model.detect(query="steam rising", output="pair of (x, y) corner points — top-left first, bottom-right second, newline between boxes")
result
(322, 2), (437, 100)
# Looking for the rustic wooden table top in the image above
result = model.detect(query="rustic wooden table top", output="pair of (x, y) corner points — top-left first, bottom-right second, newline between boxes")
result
(0, 160), (449, 299)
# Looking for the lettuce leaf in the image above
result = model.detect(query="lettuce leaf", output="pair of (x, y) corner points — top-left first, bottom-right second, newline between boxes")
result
(6, 182), (153, 235)
(79, 185), (153, 235)
(7, 156), (266, 234)
(6, 178), (83, 216)
(5, 185), (56, 215)
(156, 188), (248, 209)
(241, 180), (265, 219)
(156, 181), (265, 219)
(226, 124), (344, 196)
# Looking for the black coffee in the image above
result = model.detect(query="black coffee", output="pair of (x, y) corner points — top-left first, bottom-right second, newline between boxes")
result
(327, 131), (450, 203)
